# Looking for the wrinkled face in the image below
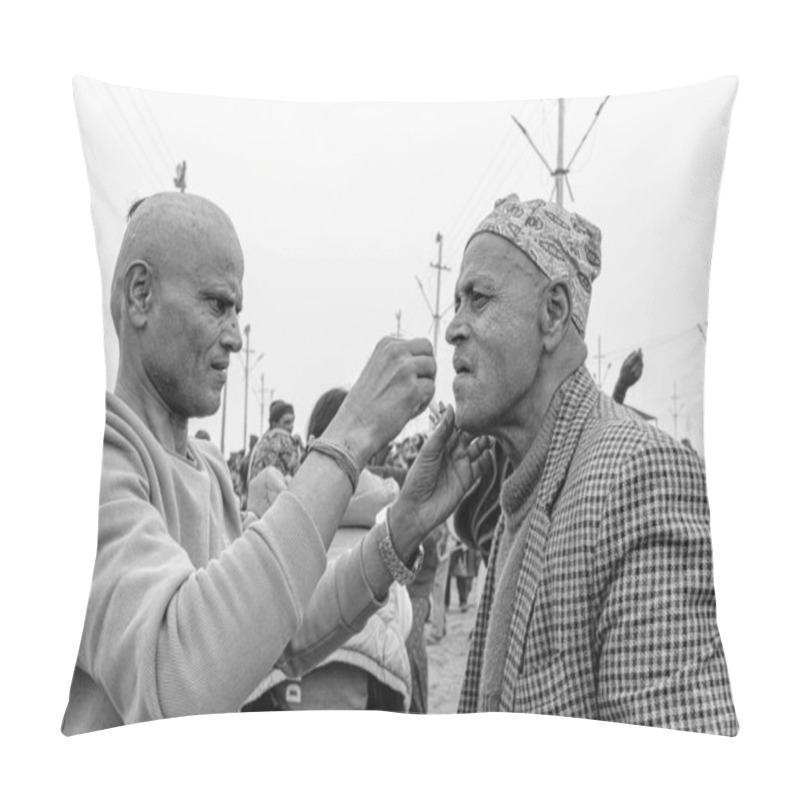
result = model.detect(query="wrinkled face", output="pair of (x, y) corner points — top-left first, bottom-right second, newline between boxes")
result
(445, 233), (546, 436)
(276, 412), (294, 434)
(142, 227), (244, 421)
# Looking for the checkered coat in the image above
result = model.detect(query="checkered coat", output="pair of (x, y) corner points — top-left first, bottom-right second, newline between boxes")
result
(458, 366), (738, 735)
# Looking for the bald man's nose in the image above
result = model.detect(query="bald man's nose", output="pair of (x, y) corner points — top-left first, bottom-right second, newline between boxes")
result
(222, 315), (243, 352)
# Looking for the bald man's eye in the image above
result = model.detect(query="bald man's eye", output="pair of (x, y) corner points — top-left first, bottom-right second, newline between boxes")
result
(209, 298), (227, 315)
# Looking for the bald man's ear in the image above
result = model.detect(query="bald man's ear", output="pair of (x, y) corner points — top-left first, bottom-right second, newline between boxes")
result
(123, 260), (154, 329)
(539, 281), (572, 352)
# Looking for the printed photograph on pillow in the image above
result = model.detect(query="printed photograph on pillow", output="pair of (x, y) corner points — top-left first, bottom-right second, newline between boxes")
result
(64, 75), (738, 735)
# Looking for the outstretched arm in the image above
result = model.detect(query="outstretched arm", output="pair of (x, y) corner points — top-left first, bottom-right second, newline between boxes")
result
(612, 349), (643, 404)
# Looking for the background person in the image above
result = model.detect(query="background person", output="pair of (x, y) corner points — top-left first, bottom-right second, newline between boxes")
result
(247, 399), (303, 488)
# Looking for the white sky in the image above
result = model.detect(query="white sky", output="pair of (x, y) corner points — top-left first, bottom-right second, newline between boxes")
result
(74, 76), (734, 455)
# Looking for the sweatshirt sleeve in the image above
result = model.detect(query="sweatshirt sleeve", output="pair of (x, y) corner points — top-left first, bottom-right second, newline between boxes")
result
(81, 424), (329, 724)
(275, 525), (388, 678)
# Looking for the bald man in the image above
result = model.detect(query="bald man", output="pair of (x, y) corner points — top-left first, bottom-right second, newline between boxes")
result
(63, 192), (490, 734)
(449, 196), (737, 735)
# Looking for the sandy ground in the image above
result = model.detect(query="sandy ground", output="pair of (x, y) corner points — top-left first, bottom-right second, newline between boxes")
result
(426, 568), (485, 714)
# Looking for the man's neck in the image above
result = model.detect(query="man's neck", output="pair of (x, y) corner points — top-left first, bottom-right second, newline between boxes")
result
(498, 346), (586, 468)
(115, 367), (190, 457)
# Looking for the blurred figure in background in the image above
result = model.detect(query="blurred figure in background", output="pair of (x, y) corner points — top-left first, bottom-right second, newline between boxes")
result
(428, 518), (456, 642)
(612, 348), (643, 405)
(446, 541), (481, 612)
(404, 528), (441, 712)
(245, 399), (303, 508)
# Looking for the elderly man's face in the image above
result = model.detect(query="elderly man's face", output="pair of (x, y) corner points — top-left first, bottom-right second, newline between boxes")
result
(445, 233), (545, 436)
(142, 223), (244, 421)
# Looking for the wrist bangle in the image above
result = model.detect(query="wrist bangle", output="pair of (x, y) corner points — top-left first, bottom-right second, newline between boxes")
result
(307, 437), (360, 493)
(377, 506), (423, 586)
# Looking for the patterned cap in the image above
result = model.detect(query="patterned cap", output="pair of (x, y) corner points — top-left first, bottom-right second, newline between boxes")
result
(467, 195), (602, 336)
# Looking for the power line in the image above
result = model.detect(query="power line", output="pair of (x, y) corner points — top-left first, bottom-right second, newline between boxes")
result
(602, 323), (705, 362)
(445, 101), (559, 254)
(92, 88), (161, 194)
(127, 88), (175, 176)
(102, 84), (167, 189)
(136, 91), (177, 167)
(443, 99), (534, 243)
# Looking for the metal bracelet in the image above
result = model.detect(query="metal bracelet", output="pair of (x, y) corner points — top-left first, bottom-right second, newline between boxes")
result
(377, 507), (424, 586)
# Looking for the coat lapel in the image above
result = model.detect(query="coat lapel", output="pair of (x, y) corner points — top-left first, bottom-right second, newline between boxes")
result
(499, 366), (598, 708)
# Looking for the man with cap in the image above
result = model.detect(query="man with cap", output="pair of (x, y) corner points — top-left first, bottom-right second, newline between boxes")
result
(449, 195), (737, 735)
(62, 192), (491, 734)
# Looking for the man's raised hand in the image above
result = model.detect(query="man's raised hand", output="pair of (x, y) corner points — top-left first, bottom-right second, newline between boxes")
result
(325, 337), (436, 469)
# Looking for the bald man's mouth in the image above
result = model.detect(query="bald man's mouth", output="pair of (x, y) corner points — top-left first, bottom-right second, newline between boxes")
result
(211, 358), (229, 381)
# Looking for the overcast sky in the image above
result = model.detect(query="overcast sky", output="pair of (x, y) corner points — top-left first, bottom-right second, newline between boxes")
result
(74, 75), (736, 455)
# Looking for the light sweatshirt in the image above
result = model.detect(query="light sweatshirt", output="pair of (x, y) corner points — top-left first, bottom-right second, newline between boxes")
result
(62, 393), (385, 735)
(247, 470), (413, 709)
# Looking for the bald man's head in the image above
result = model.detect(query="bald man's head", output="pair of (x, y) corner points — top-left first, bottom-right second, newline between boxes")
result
(110, 192), (245, 423)
(110, 192), (243, 336)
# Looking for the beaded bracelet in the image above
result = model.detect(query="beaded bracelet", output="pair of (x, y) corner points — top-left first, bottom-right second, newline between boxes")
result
(306, 437), (360, 493)
(377, 506), (424, 586)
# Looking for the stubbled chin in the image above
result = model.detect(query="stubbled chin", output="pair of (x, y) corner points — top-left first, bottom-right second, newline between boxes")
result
(452, 373), (472, 395)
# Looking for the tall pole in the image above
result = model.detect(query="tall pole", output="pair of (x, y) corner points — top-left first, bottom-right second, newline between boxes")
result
(395, 310), (402, 337)
(595, 336), (606, 387)
(243, 324), (251, 450)
(512, 96), (609, 208)
(556, 98), (565, 207)
(416, 233), (450, 360)
(260, 373), (266, 435)
(671, 382), (680, 439)
(220, 381), (228, 454)
(430, 232), (450, 359)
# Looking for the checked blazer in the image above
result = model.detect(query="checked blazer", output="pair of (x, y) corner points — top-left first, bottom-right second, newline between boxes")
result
(458, 366), (738, 735)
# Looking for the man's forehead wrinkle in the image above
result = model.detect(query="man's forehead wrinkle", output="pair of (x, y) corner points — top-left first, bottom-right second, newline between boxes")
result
(460, 232), (544, 291)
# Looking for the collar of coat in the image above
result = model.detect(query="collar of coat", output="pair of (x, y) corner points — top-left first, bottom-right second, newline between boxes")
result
(526, 363), (598, 516)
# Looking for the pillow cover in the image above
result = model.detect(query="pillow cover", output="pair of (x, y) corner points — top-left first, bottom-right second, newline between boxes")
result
(65, 75), (738, 735)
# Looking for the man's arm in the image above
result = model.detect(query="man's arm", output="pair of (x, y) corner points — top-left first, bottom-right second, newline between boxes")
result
(611, 349), (643, 405)
(264, 403), (494, 677)
(82, 428), (330, 725)
(82, 360), (490, 726)
(594, 438), (738, 735)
